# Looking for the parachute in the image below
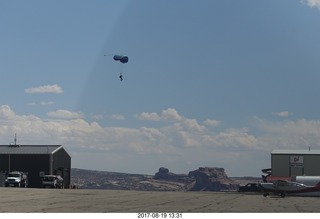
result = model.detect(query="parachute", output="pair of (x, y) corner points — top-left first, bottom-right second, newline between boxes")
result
(113, 55), (129, 64)
(104, 54), (129, 81)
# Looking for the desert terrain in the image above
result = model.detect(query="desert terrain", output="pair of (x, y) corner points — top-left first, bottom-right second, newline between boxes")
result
(0, 187), (320, 213)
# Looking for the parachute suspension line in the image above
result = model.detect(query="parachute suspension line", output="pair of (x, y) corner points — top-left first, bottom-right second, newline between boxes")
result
(118, 62), (125, 81)
(104, 54), (128, 81)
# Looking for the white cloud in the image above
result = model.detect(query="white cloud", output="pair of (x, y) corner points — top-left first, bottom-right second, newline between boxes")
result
(46, 109), (84, 120)
(135, 112), (160, 121)
(161, 108), (182, 121)
(301, 0), (320, 9)
(28, 101), (55, 106)
(272, 111), (291, 117)
(111, 114), (125, 120)
(136, 108), (205, 131)
(0, 105), (17, 120)
(253, 117), (320, 150)
(3, 105), (320, 176)
(90, 114), (104, 121)
(204, 119), (221, 127)
(202, 128), (258, 149)
(181, 118), (205, 132)
(24, 84), (63, 94)
(40, 101), (54, 106)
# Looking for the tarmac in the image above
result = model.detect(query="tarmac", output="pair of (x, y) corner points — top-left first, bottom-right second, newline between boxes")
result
(1, 187), (320, 213)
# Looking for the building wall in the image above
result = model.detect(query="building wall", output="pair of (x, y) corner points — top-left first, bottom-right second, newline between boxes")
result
(304, 155), (320, 175)
(0, 155), (9, 172)
(0, 154), (50, 187)
(52, 148), (71, 188)
(272, 154), (290, 176)
(272, 154), (320, 177)
(0, 148), (71, 188)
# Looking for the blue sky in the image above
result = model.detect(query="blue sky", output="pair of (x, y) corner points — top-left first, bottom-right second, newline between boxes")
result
(1, 0), (320, 176)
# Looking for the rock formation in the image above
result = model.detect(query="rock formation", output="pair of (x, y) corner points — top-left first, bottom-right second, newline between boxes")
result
(71, 167), (242, 191)
(188, 167), (239, 191)
(154, 167), (186, 180)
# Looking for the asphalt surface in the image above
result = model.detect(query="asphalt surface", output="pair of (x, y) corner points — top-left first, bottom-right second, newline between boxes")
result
(0, 188), (320, 213)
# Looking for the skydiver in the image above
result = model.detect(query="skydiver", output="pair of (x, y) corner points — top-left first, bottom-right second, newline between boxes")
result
(119, 73), (123, 81)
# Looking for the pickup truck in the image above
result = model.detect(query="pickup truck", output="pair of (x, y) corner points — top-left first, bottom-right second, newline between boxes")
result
(5, 171), (28, 188)
(238, 183), (261, 192)
(42, 175), (64, 188)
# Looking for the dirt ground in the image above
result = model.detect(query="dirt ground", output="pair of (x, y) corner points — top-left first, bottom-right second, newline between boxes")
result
(0, 187), (320, 213)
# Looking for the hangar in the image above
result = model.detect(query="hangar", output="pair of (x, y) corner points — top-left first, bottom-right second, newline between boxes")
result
(0, 144), (71, 188)
(269, 149), (320, 177)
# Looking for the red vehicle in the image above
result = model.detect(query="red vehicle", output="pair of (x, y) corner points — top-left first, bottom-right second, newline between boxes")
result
(260, 180), (320, 197)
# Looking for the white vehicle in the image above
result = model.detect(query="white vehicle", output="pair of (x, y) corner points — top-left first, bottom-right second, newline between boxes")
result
(294, 176), (320, 186)
(5, 171), (28, 188)
(42, 175), (64, 188)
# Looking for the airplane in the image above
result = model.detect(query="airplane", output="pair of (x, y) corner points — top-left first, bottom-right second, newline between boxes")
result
(259, 180), (320, 197)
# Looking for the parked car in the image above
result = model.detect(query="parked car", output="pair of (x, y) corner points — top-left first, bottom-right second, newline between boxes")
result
(5, 171), (28, 188)
(238, 183), (261, 192)
(42, 175), (64, 188)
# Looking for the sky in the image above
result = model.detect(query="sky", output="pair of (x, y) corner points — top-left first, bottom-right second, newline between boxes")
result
(0, 0), (320, 177)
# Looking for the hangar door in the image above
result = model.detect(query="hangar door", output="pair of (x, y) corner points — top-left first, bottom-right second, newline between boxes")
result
(290, 167), (304, 176)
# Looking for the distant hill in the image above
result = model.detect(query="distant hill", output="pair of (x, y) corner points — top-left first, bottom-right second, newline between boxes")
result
(70, 167), (261, 191)
(70, 168), (192, 191)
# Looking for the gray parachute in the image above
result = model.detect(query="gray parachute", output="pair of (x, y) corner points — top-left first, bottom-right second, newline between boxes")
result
(113, 55), (129, 64)
(104, 54), (129, 81)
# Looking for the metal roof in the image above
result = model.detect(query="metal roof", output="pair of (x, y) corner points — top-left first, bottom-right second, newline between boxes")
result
(272, 149), (320, 155)
(0, 145), (63, 155)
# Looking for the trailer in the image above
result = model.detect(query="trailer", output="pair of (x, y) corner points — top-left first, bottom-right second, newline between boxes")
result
(294, 176), (320, 186)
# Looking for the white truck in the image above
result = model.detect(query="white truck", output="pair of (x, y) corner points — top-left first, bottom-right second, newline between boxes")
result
(5, 171), (28, 187)
(42, 175), (64, 188)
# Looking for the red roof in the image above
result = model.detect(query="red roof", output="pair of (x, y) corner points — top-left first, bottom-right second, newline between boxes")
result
(265, 175), (292, 182)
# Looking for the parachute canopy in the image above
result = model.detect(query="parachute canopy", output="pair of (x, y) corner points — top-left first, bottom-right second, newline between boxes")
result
(113, 55), (129, 64)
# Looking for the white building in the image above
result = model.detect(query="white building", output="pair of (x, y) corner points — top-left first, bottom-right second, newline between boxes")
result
(271, 149), (320, 177)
